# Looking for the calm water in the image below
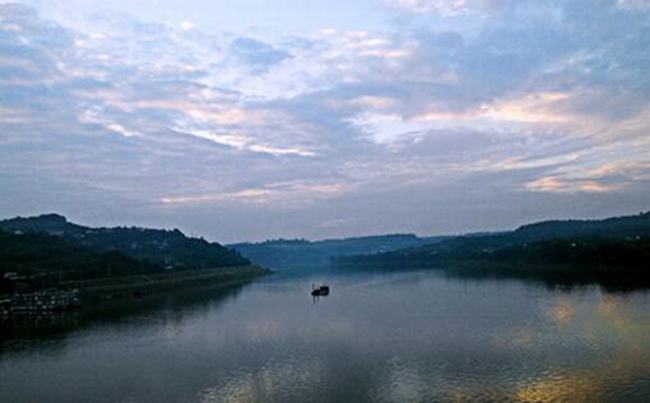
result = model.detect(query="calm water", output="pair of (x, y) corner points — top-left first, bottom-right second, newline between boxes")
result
(1, 271), (650, 402)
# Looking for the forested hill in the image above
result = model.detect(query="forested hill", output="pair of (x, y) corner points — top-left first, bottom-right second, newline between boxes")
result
(0, 214), (249, 274)
(334, 212), (650, 287)
(0, 230), (157, 280)
(513, 212), (650, 240)
(370, 211), (650, 257)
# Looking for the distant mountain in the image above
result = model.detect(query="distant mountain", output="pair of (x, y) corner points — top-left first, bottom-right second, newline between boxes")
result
(334, 212), (650, 287)
(0, 214), (249, 273)
(229, 234), (451, 271)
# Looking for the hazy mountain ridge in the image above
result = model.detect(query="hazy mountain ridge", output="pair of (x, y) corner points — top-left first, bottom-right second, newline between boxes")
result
(229, 234), (451, 271)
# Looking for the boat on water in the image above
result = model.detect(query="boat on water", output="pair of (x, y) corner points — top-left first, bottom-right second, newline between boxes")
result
(311, 284), (330, 297)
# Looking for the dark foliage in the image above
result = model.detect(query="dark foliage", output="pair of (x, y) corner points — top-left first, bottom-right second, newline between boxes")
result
(335, 212), (650, 287)
(0, 230), (157, 284)
(0, 214), (249, 275)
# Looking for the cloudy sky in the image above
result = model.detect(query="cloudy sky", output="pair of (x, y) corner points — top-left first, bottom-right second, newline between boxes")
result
(1, 0), (649, 242)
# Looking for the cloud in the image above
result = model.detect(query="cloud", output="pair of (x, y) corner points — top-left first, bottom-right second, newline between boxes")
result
(1, 1), (650, 241)
(229, 37), (291, 73)
(174, 126), (317, 157)
(617, 0), (650, 9)
(384, 0), (471, 15)
(161, 181), (350, 206)
(180, 20), (195, 31)
(526, 177), (622, 193)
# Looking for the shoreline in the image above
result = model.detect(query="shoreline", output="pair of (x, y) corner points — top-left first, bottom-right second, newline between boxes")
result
(1, 265), (272, 318)
(64, 265), (272, 305)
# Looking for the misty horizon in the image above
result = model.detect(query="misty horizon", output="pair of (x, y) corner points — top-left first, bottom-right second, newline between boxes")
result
(2, 210), (649, 245)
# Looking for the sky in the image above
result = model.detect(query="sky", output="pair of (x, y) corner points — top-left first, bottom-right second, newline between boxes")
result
(1, 0), (650, 242)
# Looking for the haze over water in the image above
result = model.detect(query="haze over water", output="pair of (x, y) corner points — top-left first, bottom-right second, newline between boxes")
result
(2, 271), (649, 403)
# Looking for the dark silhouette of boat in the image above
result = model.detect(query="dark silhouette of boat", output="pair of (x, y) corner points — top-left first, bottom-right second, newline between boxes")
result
(311, 284), (330, 296)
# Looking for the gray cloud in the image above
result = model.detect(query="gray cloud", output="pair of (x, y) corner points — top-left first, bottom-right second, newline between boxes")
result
(229, 37), (291, 73)
(1, 1), (649, 242)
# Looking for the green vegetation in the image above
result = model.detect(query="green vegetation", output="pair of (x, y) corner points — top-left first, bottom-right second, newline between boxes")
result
(0, 214), (263, 296)
(0, 214), (249, 273)
(334, 212), (650, 288)
(0, 230), (157, 290)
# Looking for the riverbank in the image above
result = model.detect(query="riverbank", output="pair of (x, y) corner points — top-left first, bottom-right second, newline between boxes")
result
(0, 274), (264, 342)
(63, 265), (272, 305)
(1, 265), (271, 318)
(1, 265), (272, 340)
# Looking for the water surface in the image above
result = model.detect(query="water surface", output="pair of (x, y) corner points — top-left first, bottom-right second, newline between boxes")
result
(1, 271), (650, 402)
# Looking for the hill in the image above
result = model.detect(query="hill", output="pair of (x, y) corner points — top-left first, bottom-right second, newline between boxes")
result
(0, 214), (249, 272)
(229, 234), (450, 271)
(0, 214), (269, 305)
(334, 212), (650, 287)
(0, 230), (156, 286)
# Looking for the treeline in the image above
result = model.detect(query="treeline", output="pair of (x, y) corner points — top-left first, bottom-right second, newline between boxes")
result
(0, 214), (250, 284)
(0, 230), (157, 293)
(334, 212), (650, 288)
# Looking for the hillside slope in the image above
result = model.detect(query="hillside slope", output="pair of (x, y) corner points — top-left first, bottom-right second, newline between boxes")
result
(0, 214), (250, 271)
(335, 212), (650, 287)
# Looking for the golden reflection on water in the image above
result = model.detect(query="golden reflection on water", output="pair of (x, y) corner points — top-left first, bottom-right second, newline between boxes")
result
(198, 290), (650, 403)
(549, 297), (575, 325)
(516, 370), (604, 402)
(514, 291), (650, 402)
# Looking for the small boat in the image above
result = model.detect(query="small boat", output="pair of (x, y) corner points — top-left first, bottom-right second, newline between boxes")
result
(311, 284), (330, 297)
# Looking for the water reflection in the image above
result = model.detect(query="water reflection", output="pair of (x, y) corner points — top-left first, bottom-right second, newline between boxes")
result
(513, 290), (650, 402)
(0, 272), (649, 402)
(0, 280), (253, 354)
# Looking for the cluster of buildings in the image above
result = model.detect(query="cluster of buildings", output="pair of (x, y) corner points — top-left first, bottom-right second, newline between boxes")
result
(0, 273), (81, 317)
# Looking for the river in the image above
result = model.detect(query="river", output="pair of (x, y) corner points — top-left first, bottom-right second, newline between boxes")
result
(1, 270), (649, 402)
